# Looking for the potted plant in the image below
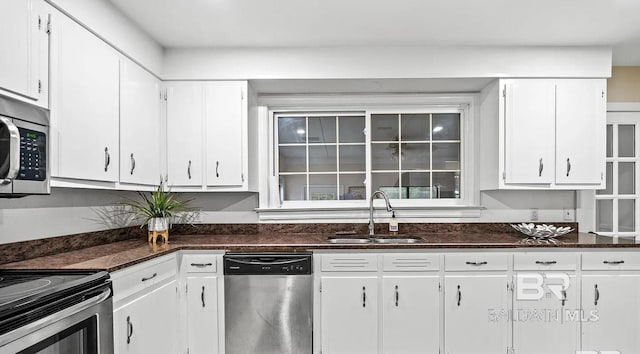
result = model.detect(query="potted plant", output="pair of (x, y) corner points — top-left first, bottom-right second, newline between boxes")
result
(121, 181), (198, 245)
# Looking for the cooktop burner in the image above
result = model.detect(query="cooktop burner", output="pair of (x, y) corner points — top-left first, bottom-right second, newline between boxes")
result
(0, 272), (95, 310)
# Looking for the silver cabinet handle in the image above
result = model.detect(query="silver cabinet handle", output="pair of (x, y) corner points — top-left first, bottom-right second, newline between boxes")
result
(457, 285), (462, 306)
(104, 147), (111, 172)
(201, 286), (206, 308)
(216, 161), (220, 178)
(0, 117), (19, 185)
(141, 273), (157, 282)
(466, 261), (487, 266)
(126, 316), (134, 344)
(191, 262), (213, 268)
(395, 285), (399, 307)
(538, 158), (543, 177)
(535, 261), (557, 265)
(561, 289), (567, 306)
(187, 160), (192, 179)
(130, 153), (136, 175)
(362, 286), (366, 308)
(594, 284), (599, 306)
(566, 158), (571, 177)
(603, 260), (625, 265)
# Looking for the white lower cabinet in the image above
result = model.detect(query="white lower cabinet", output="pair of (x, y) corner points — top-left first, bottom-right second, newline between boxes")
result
(186, 276), (220, 354)
(321, 275), (379, 354)
(381, 275), (440, 354)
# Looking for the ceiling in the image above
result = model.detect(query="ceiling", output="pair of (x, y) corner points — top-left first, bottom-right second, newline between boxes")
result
(109, 0), (640, 65)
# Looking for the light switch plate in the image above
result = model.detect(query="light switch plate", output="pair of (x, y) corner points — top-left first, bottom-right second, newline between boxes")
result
(562, 208), (575, 221)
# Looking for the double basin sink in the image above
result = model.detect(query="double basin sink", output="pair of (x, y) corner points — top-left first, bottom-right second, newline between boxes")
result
(328, 235), (424, 244)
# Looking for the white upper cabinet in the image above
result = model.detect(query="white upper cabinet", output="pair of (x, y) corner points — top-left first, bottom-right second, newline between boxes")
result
(166, 83), (204, 187)
(120, 59), (161, 186)
(0, 0), (48, 107)
(555, 79), (606, 185)
(204, 81), (246, 187)
(49, 6), (119, 182)
(480, 78), (607, 190)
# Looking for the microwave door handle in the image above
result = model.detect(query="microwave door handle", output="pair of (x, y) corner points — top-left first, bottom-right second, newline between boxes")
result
(0, 117), (20, 185)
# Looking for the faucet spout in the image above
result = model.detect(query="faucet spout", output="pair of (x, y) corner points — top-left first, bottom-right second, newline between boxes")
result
(369, 190), (393, 236)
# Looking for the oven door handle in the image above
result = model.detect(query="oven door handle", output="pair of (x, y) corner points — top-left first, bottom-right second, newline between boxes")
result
(0, 117), (20, 185)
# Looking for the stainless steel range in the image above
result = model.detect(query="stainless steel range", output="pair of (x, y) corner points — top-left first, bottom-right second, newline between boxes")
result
(0, 271), (113, 353)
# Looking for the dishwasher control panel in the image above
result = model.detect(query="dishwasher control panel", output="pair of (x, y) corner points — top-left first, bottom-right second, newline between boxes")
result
(223, 253), (313, 275)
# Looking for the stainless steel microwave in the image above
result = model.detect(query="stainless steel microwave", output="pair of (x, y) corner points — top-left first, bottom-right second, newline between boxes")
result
(0, 95), (50, 197)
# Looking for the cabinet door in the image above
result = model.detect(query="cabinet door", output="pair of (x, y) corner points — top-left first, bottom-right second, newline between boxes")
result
(0, 0), (42, 101)
(50, 9), (119, 182)
(555, 79), (606, 185)
(120, 59), (161, 185)
(504, 80), (556, 184)
(582, 273), (640, 353)
(166, 83), (203, 186)
(321, 276), (378, 354)
(114, 281), (178, 354)
(205, 82), (245, 186)
(513, 273), (579, 354)
(382, 275), (439, 354)
(186, 276), (220, 354)
(444, 274), (509, 354)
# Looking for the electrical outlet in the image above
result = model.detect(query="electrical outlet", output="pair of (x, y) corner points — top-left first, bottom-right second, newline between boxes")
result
(562, 208), (575, 221)
(530, 208), (539, 221)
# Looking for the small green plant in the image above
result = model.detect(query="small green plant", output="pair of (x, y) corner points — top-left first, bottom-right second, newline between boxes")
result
(120, 181), (198, 227)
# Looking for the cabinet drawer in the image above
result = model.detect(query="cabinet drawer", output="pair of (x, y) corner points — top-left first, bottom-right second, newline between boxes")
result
(445, 253), (508, 271)
(383, 254), (439, 272)
(183, 254), (218, 273)
(514, 252), (577, 271)
(111, 255), (177, 301)
(582, 252), (640, 270)
(321, 254), (378, 272)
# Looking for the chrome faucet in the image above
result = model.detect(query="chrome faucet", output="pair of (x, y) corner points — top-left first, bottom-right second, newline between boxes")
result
(369, 190), (393, 236)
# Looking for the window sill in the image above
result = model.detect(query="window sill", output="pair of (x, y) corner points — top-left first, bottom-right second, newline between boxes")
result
(256, 205), (483, 222)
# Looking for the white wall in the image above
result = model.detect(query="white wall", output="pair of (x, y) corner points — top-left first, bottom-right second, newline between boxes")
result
(46, 0), (163, 75)
(163, 46), (612, 80)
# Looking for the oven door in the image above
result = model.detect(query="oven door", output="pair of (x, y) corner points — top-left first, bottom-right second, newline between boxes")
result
(0, 287), (113, 354)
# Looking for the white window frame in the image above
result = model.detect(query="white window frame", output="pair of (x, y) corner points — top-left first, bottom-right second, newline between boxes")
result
(257, 93), (481, 221)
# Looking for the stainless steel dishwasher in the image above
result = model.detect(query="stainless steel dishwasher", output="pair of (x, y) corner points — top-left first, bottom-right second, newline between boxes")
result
(224, 252), (313, 354)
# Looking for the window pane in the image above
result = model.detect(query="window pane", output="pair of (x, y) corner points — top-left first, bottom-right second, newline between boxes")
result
(432, 113), (460, 140)
(279, 146), (306, 172)
(619, 125), (635, 157)
(309, 174), (337, 200)
(432, 143), (460, 170)
(402, 143), (430, 170)
(597, 162), (613, 195)
(401, 172), (432, 199)
(433, 172), (461, 199)
(401, 114), (430, 141)
(372, 173), (402, 199)
(309, 146), (336, 172)
(372, 143), (399, 170)
(278, 117), (306, 143)
(340, 174), (366, 200)
(308, 117), (336, 143)
(371, 114), (398, 141)
(606, 124), (613, 157)
(339, 145), (365, 171)
(619, 162), (635, 195)
(619, 199), (635, 232)
(280, 175), (307, 201)
(596, 199), (613, 232)
(339, 116), (365, 143)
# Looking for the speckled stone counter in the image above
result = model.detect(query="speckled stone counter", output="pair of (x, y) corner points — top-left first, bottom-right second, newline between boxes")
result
(0, 231), (636, 272)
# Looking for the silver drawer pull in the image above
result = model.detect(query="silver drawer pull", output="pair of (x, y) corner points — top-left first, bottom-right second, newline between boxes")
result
(603, 260), (625, 265)
(362, 286), (366, 308)
(538, 158), (543, 177)
(191, 262), (213, 268)
(187, 160), (192, 179)
(216, 161), (220, 178)
(104, 147), (111, 172)
(535, 261), (557, 265)
(395, 285), (399, 307)
(457, 285), (462, 306)
(466, 261), (487, 266)
(561, 289), (567, 306)
(141, 273), (157, 282)
(594, 284), (600, 306)
(201, 286), (206, 308)
(130, 153), (136, 175)
(126, 316), (134, 344)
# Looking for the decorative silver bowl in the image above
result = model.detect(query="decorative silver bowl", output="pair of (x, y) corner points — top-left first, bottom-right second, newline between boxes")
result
(511, 223), (573, 239)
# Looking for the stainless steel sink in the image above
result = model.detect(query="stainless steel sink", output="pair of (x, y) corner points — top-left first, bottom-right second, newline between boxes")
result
(372, 236), (424, 244)
(327, 235), (424, 244)
(327, 237), (372, 244)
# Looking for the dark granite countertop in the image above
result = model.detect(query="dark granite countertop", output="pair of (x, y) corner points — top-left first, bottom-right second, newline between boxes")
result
(0, 232), (637, 272)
